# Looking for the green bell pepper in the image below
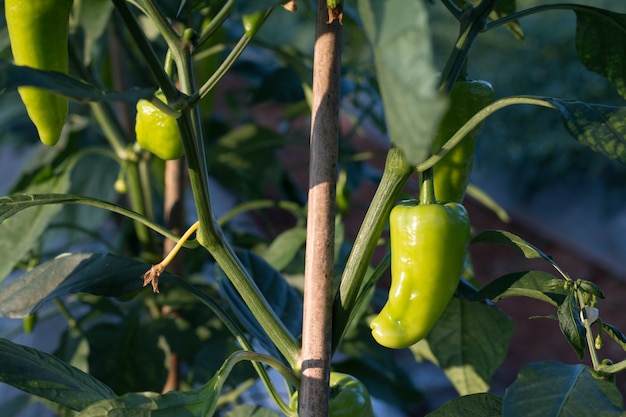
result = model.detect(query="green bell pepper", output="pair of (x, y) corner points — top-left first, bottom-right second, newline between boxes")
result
(370, 170), (470, 349)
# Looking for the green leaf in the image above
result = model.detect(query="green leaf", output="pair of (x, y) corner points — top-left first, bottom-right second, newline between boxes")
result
(77, 382), (215, 416)
(0, 160), (73, 283)
(575, 8), (626, 99)
(600, 321), (626, 351)
(578, 279), (605, 299)
(261, 226), (307, 271)
(503, 361), (624, 417)
(426, 393), (502, 417)
(51, 154), (119, 247)
(225, 404), (282, 417)
(471, 230), (555, 264)
(411, 298), (514, 395)
(472, 270), (566, 306)
(0, 253), (174, 318)
(0, 60), (150, 103)
(0, 338), (116, 411)
(77, 350), (254, 417)
(85, 316), (168, 394)
(217, 249), (303, 356)
(557, 290), (586, 360)
(358, 0), (446, 166)
(75, 0), (114, 65)
(546, 100), (626, 165)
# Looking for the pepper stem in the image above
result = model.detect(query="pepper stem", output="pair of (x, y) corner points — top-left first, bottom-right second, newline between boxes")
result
(420, 167), (437, 205)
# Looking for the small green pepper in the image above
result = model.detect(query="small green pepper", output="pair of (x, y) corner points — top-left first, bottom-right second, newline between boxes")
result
(5, 0), (73, 146)
(290, 372), (374, 417)
(370, 170), (470, 349)
(431, 78), (493, 203)
(135, 92), (184, 160)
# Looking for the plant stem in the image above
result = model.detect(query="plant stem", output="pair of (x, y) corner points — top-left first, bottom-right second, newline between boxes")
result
(439, 0), (498, 93)
(299, 2), (343, 416)
(111, 0), (178, 100)
(331, 147), (413, 353)
(5, 193), (197, 246)
(420, 168), (436, 205)
(576, 288), (601, 370)
(416, 95), (559, 172)
(195, 0), (234, 48)
(168, 276), (298, 415)
(172, 26), (301, 369)
(486, 3), (617, 32)
(189, 31), (255, 108)
(119, 0), (300, 369)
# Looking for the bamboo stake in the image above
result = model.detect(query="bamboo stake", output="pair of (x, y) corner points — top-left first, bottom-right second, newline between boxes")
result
(299, 1), (342, 416)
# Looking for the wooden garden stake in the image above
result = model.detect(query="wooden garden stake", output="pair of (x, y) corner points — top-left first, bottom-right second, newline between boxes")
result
(299, 1), (343, 416)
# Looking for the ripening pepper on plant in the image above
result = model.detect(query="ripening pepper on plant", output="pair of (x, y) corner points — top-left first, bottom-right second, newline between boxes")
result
(135, 92), (184, 160)
(370, 169), (470, 349)
(431, 78), (493, 203)
(5, 0), (73, 146)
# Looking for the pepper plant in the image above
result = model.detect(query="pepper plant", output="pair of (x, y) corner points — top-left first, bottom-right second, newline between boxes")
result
(1, 0), (626, 416)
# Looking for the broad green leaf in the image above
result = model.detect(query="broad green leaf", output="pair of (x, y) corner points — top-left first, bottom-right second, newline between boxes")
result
(0, 162), (73, 283)
(0, 60), (150, 102)
(225, 404), (282, 417)
(358, 0), (446, 166)
(503, 361), (624, 417)
(411, 298), (514, 395)
(0, 338), (116, 411)
(0, 253), (174, 318)
(575, 8), (626, 98)
(426, 393), (502, 417)
(217, 249), (303, 356)
(472, 270), (566, 306)
(557, 290), (586, 360)
(261, 226), (307, 271)
(471, 230), (556, 264)
(546, 100), (626, 165)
